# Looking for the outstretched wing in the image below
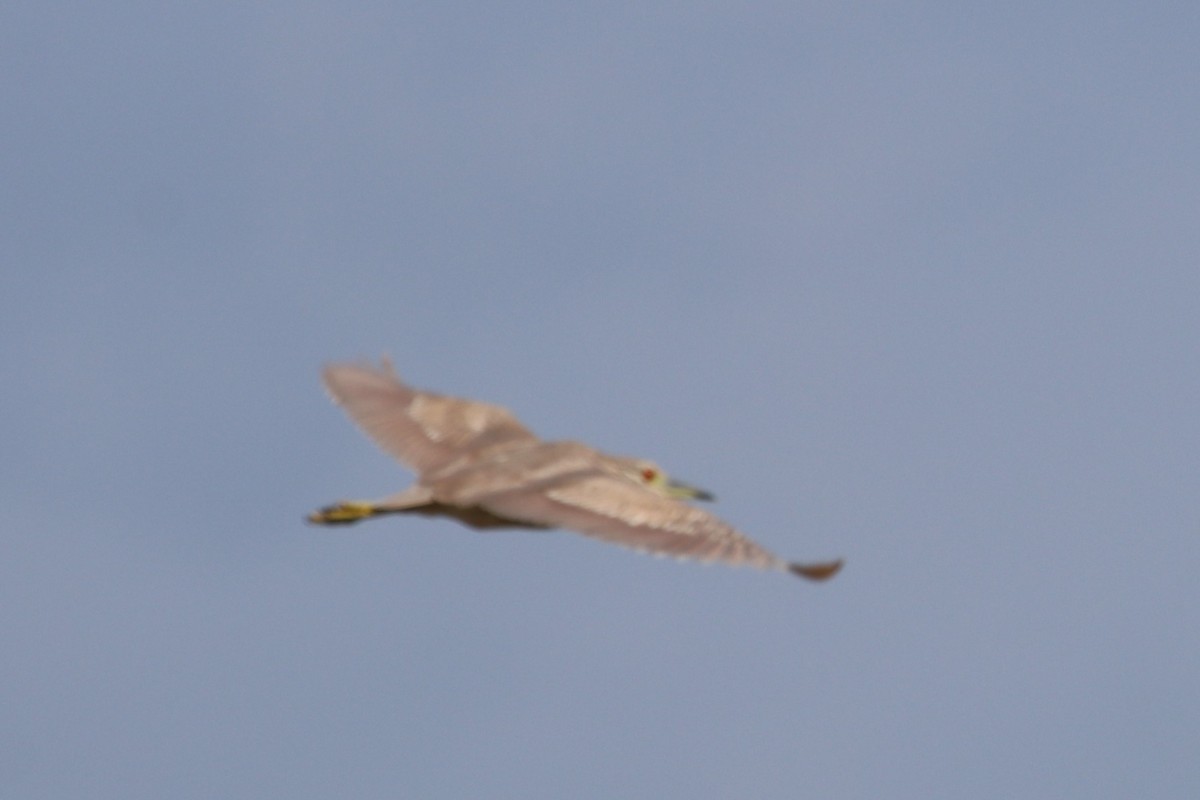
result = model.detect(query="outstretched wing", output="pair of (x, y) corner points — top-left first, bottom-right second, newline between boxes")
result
(321, 360), (539, 474)
(475, 471), (841, 578)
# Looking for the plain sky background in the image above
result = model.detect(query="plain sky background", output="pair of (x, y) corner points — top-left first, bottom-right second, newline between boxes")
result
(3, 3), (1198, 798)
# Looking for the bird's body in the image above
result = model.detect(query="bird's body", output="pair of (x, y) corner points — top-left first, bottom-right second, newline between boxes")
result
(308, 360), (842, 581)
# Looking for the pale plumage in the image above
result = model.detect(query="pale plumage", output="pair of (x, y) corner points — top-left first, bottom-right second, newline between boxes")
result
(308, 359), (842, 581)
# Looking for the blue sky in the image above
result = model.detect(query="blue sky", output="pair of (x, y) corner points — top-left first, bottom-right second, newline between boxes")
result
(3, 3), (1198, 798)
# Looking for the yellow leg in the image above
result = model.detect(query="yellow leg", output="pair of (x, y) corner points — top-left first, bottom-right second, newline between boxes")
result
(307, 500), (378, 525)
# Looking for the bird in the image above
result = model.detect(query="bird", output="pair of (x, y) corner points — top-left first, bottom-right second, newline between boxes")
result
(307, 359), (843, 581)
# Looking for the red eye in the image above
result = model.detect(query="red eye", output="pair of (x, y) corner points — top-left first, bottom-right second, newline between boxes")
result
(641, 468), (657, 482)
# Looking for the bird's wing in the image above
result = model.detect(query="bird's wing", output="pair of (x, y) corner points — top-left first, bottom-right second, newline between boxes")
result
(321, 360), (539, 474)
(475, 470), (808, 573)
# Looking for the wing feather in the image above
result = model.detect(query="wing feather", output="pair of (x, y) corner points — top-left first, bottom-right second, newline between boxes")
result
(322, 361), (538, 473)
(477, 472), (788, 571)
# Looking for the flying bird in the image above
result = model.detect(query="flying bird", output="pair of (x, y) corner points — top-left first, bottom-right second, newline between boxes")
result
(308, 359), (843, 581)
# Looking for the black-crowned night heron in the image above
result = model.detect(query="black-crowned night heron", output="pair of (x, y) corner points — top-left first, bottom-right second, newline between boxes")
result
(308, 359), (843, 581)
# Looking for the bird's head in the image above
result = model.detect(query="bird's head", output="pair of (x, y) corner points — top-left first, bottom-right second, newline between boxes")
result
(618, 458), (716, 502)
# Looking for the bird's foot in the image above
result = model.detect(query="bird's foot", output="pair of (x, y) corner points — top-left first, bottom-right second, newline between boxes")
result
(307, 501), (377, 525)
